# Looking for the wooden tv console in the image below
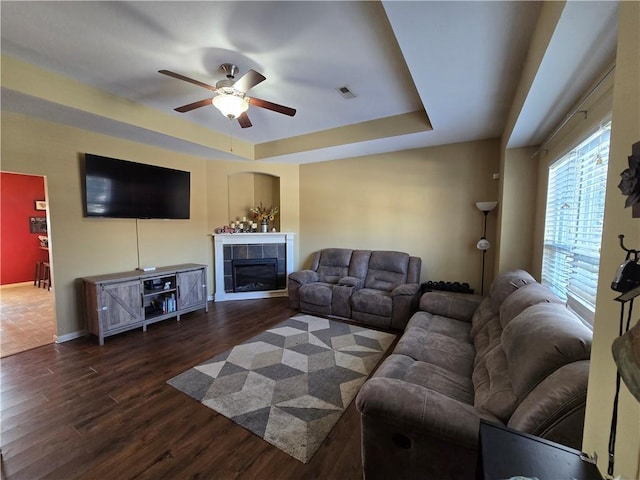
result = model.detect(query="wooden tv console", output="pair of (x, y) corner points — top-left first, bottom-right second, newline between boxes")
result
(82, 263), (208, 345)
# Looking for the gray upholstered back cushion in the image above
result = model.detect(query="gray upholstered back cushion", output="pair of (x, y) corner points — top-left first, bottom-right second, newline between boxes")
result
(471, 299), (500, 364)
(349, 250), (372, 279)
(364, 251), (410, 291)
(489, 269), (536, 310)
(503, 303), (592, 398)
(472, 343), (517, 422)
(407, 256), (422, 284)
(499, 282), (564, 329)
(315, 248), (353, 284)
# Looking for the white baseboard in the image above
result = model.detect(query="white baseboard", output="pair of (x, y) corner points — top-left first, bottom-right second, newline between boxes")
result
(0, 281), (33, 289)
(55, 330), (87, 343)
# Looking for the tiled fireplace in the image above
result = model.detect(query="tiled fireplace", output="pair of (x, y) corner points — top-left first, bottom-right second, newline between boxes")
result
(213, 233), (295, 301)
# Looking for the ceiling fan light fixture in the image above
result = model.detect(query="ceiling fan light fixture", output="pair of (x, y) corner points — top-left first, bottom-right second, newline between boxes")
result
(212, 93), (249, 119)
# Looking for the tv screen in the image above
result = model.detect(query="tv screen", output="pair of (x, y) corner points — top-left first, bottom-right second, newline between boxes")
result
(83, 154), (190, 219)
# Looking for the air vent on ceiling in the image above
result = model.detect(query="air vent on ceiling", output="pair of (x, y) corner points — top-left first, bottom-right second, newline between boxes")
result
(336, 85), (356, 99)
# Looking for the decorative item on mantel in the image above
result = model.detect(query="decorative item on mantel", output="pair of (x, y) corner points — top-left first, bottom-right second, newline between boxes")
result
(249, 201), (279, 233)
(214, 216), (258, 234)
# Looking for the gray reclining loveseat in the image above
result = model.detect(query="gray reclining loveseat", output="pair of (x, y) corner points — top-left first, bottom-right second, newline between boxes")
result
(288, 248), (421, 330)
(356, 270), (593, 479)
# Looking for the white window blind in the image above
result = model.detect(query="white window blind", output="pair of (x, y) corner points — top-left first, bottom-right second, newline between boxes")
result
(541, 121), (611, 325)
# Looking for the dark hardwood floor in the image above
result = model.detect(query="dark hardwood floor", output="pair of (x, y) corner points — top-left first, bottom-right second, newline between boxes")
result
(0, 298), (378, 480)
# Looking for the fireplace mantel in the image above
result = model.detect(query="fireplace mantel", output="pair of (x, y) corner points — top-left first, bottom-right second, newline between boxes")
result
(213, 232), (295, 301)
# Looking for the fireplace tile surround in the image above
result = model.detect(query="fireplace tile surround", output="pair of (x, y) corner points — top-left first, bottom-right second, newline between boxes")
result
(213, 233), (295, 301)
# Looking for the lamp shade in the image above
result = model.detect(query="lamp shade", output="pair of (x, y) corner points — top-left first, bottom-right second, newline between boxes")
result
(476, 201), (498, 212)
(212, 93), (249, 119)
(476, 238), (491, 250)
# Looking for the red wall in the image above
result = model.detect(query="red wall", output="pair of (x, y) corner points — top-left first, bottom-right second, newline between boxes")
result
(1, 172), (48, 285)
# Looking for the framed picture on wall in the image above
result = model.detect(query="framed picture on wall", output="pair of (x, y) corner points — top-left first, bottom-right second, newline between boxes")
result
(29, 216), (47, 234)
(35, 200), (47, 210)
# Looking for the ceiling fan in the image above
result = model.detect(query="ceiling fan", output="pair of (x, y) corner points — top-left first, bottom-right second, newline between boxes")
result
(159, 63), (296, 128)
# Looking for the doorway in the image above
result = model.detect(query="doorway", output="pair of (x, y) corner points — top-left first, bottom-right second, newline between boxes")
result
(0, 171), (56, 357)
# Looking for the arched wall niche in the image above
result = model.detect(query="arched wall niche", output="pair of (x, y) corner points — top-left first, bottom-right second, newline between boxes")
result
(228, 172), (280, 231)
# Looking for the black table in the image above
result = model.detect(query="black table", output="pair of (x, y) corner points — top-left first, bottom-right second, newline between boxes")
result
(477, 421), (603, 480)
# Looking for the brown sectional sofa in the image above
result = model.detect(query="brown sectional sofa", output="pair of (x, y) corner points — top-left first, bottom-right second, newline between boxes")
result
(288, 248), (421, 330)
(356, 270), (592, 480)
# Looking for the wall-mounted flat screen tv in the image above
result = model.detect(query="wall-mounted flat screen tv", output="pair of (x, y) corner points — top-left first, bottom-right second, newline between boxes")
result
(83, 154), (190, 219)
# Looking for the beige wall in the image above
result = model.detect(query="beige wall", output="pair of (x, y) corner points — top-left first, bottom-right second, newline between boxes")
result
(1, 111), (300, 339)
(254, 173), (281, 231)
(1, 112), (208, 338)
(497, 2), (639, 476)
(206, 161), (299, 289)
(299, 139), (500, 290)
(495, 0), (565, 280)
(582, 2), (640, 478)
(496, 146), (539, 275)
(227, 172), (281, 230)
(228, 172), (256, 223)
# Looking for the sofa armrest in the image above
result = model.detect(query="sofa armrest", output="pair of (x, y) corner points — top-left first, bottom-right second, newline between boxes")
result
(388, 283), (421, 330)
(338, 276), (364, 289)
(507, 360), (589, 450)
(356, 377), (483, 449)
(391, 283), (420, 297)
(289, 269), (319, 285)
(288, 270), (319, 309)
(419, 291), (482, 323)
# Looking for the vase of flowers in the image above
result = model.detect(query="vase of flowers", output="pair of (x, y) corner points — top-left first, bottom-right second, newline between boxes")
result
(249, 201), (279, 233)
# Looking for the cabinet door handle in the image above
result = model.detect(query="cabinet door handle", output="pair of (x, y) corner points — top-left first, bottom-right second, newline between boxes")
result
(177, 285), (181, 299)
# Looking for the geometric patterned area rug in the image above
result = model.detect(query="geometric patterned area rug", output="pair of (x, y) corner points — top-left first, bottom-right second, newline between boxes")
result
(167, 314), (396, 463)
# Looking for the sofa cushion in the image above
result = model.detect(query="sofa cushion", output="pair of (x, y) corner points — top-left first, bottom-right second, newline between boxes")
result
(394, 311), (475, 377)
(503, 303), (592, 399)
(472, 314), (502, 367)
(470, 298), (498, 338)
(419, 291), (483, 322)
(499, 283), (563, 329)
(472, 343), (518, 422)
(374, 353), (474, 405)
(470, 299), (501, 365)
(488, 269), (536, 310)
(316, 248), (353, 283)
(348, 250), (372, 280)
(351, 288), (393, 316)
(363, 251), (410, 291)
(299, 282), (333, 306)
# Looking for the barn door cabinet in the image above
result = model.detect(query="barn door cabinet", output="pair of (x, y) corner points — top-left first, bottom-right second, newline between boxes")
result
(82, 264), (208, 345)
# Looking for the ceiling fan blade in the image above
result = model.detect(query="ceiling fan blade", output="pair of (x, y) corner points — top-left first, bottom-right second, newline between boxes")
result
(237, 112), (252, 128)
(174, 98), (213, 113)
(159, 70), (217, 92)
(248, 97), (296, 117)
(233, 69), (266, 93)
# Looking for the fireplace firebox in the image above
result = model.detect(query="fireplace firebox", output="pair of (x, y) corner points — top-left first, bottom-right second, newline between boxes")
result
(232, 258), (278, 292)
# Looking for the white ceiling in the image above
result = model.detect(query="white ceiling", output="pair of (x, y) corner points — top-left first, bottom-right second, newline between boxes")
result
(0, 1), (619, 163)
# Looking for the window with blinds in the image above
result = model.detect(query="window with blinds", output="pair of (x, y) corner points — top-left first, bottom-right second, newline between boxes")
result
(541, 121), (611, 325)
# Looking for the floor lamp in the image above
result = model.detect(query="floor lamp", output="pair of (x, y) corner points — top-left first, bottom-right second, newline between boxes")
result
(476, 201), (498, 296)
